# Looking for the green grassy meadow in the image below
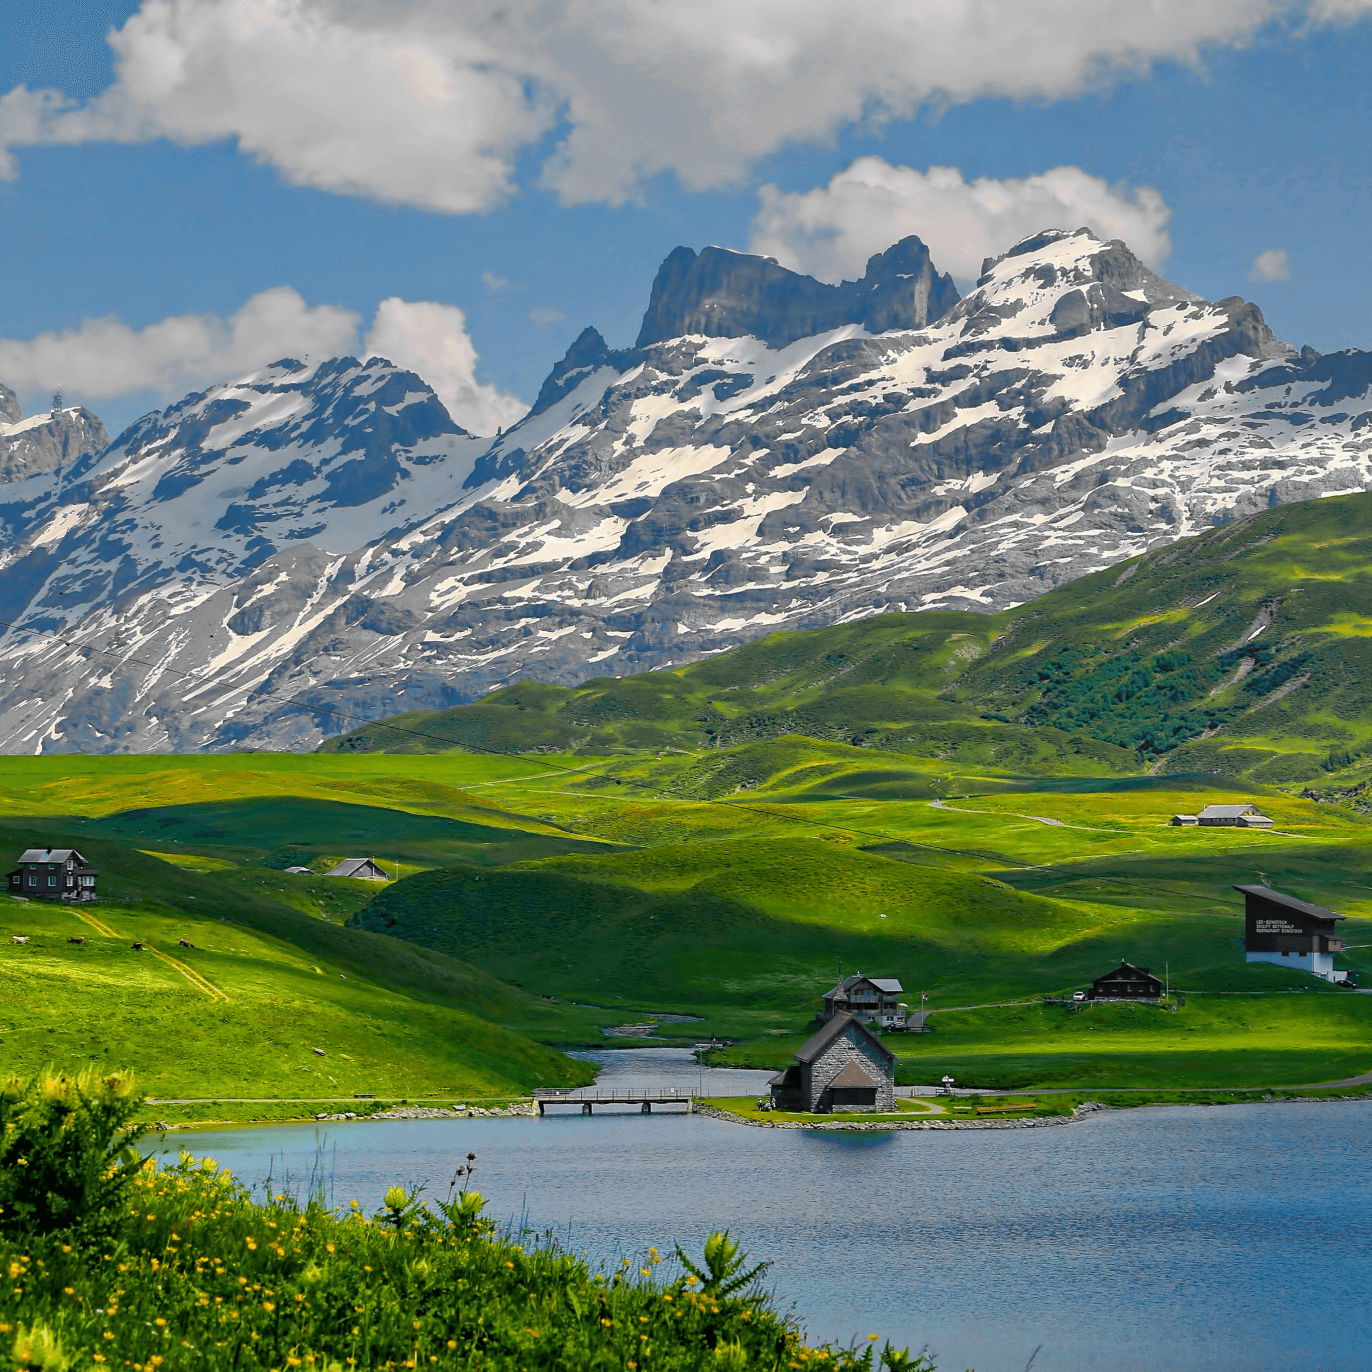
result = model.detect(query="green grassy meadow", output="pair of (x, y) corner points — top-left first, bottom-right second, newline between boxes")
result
(5, 747), (1372, 1101)
(11, 496), (1372, 1105)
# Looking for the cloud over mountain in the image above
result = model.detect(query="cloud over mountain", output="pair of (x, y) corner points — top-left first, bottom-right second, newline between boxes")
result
(749, 159), (1173, 284)
(0, 290), (526, 436)
(0, 0), (1355, 213)
(0, 287), (359, 406)
(363, 300), (527, 436)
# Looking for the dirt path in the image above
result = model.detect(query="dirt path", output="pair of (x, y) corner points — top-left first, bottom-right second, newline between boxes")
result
(927, 799), (1117, 833)
(73, 908), (231, 1003)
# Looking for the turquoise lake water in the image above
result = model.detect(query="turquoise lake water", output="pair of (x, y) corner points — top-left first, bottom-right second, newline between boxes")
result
(167, 1052), (1372, 1372)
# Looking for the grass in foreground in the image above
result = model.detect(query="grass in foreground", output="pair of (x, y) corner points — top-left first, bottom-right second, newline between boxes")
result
(0, 1071), (925, 1372)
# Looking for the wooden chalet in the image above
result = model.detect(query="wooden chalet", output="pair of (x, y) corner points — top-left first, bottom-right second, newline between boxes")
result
(1237, 884), (1348, 983)
(1087, 962), (1163, 1000)
(7, 848), (99, 901)
(768, 1012), (896, 1113)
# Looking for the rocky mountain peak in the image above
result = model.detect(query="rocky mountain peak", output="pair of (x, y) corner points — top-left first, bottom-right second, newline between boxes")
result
(634, 236), (959, 349)
(0, 389), (110, 485)
(528, 326), (639, 419)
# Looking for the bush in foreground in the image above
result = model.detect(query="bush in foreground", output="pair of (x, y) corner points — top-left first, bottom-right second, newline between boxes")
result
(0, 1074), (929, 1371)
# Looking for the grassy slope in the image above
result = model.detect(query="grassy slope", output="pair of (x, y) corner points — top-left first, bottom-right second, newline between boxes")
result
(7, 756), (1372, 1091)
(347, 782), (1372, 1083)
(0, 825), (595, 1100)
(319, 492), (1372, 791)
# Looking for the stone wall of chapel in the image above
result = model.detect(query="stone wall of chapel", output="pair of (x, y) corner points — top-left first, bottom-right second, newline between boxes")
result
(804, 1023), (895, 1111)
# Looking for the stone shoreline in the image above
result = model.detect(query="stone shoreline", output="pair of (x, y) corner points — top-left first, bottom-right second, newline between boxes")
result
(153, 1091), (1371, 1133)
(318, 1103), (537, 1122)
(692, 1103), (1080, 1130)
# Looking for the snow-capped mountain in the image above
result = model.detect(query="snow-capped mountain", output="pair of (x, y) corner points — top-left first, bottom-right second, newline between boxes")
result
(2, 227), (1371, 753)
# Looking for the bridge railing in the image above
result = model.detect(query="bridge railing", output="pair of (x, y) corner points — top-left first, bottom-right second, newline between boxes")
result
(531, 1088), (695, 1102)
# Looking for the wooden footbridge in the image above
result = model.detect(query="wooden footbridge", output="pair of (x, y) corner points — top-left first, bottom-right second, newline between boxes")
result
(531, 1088), (697, 1116)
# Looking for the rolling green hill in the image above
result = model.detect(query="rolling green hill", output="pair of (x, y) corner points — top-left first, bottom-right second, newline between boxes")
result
(0, 824), (595, 1105)
(5, 747), (1372, 1094)
(321, 491), (1372, 793)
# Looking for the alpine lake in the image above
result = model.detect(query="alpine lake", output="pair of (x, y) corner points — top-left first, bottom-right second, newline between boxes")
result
(155, 1047), (1372, 1372)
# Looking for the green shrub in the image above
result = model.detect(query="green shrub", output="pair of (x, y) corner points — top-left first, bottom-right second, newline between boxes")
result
(0, 1068), (144, 1238)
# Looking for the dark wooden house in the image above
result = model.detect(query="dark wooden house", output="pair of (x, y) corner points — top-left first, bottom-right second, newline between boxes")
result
(7, 848), (99, 901)
(768, 1012), (896, 1113)
(1087, 962), (1163, 1000)
(822, 974), (907, 1028)
(1237, 884), (1346, 983)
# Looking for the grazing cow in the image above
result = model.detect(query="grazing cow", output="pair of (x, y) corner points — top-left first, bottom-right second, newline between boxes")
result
(11, 935), (29, 944)
(178, 939), (193, 948)
(68, 936), (85, 945)
(131, 941), (145, 951)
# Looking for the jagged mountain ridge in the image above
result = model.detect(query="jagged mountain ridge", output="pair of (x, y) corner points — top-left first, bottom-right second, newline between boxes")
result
(635, 237), (959, 346)
(1, 226), (1371, 753)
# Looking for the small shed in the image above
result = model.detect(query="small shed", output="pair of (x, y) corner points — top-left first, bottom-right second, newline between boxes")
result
(1088, 962), (1163, 1000)
(768, 1012), (896, 1113)
(1170, 813), (1199, 826)
(1197, 803), (1273, 828)
(326, 858), (390, 881)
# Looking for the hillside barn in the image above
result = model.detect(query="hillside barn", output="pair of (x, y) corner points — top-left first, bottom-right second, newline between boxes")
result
(822, 974), (907, 1028)
(768, 1013), (896, 1113)
(326, 858), (390, 881)
(1088, 962), (1163, 1000)
(6, 848), (99, 901)
(1174, 803), (1273, 828)
(1238, 884), (1348, 983)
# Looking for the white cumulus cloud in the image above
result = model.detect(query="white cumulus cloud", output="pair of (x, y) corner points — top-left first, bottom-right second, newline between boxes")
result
(0, 289), (526, 436)
(1248, 248), (1292, 281)
(0, 0), (1357, 213)
(0, 287), (358, 404)
(750, 159), (1174, 284)
(363, 299), (527, 434)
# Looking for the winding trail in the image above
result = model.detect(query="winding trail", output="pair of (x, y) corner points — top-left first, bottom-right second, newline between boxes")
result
(73, 908), (231, 1003)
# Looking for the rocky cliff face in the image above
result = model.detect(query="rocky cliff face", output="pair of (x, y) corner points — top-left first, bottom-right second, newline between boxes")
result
(635, 238), (960, 347)
(0, 396), (109, 485)
(0, 227), (1370, 753)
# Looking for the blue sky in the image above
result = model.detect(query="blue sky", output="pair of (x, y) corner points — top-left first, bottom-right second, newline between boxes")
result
(1, 1), (1370, 435)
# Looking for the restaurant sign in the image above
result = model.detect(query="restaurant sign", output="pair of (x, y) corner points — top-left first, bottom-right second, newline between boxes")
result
(1254, 918), (1304, 934)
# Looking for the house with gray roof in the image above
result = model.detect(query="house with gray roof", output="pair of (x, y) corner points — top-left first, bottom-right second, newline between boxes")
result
(822, 973), (907, 1028)
(1197, 803), (1273, 827)
(768, 1013), (896, 1113)
(7, 847), (99, 901)
(325, 858), (390, 881)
